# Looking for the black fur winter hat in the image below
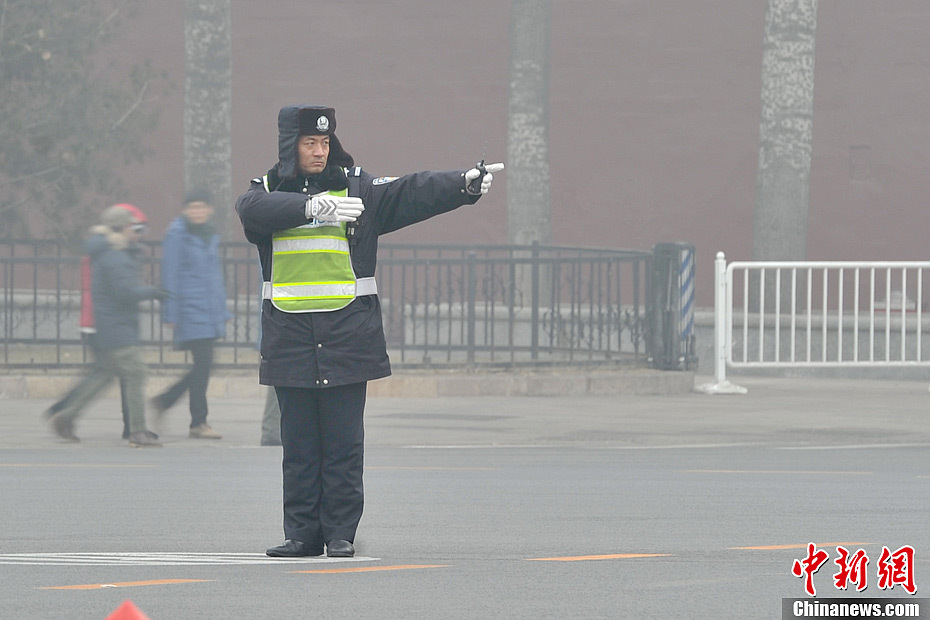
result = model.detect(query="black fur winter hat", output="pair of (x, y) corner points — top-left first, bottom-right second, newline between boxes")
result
(276, 104), (354, 179)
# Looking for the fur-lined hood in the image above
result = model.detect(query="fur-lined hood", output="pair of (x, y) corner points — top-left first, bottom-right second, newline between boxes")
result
(87, 225), (132, 253)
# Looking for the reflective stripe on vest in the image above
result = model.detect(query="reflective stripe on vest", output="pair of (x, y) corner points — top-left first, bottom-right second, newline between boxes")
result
(262, 180), (375, 313)
(262, 277), (377, 303)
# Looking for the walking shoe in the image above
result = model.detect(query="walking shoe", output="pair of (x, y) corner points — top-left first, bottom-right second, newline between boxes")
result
(128, 431), (162, 448)
(49, 413), (80, 443)
(189, 423), (222, 439)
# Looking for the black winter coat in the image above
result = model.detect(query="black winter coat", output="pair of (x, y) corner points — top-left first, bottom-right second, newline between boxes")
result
(236, 166), (480, 388)
(86, 227), (161, 350)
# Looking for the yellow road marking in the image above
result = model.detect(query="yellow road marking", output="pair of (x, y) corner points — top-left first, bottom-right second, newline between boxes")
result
(40, 579), (210, 590)
(731, 542), (873, 550)
(294, 564), (448, 574)
(527, 554), (670, 562)
(366, 467), (497, 471)
(684, 469), (872, 476)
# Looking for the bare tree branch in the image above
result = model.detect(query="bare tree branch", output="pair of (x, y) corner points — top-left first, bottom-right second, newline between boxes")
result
(111, 79), (149, 131)
(0, 0), (162, 240)
(0, 164), (63, 190)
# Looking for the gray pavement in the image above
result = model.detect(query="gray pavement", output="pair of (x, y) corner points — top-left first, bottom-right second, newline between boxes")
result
(1, 374), (929, 619)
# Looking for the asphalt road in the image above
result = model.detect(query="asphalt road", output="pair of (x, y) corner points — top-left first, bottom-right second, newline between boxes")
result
(1, 375), (929, 619)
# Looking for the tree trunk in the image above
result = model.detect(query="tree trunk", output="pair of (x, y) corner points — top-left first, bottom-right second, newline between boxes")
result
(507, 0), (551, 247)
(184, 0), (232, 237)
(752, 0), (818, 263)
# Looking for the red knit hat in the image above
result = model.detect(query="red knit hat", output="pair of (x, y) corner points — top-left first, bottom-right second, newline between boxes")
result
(110, 203), (148, 224)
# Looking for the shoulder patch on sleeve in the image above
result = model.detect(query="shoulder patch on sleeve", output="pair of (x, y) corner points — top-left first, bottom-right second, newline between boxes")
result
(371, 176), (399, 186)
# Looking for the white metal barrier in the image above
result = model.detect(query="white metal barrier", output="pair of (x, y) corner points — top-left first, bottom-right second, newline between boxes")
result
(698, 252), (930, 394)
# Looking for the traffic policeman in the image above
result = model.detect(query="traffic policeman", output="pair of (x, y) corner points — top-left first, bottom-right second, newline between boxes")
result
(236, 104), (503, 558)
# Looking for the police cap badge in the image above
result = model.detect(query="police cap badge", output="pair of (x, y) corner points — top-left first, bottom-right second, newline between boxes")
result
(298, 107), (336, 136)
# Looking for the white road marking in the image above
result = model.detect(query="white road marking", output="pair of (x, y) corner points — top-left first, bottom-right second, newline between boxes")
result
(0, 553), (379, 566)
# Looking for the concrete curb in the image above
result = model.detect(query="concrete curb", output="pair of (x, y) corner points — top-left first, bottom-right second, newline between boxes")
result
(0, 368), (695, 400)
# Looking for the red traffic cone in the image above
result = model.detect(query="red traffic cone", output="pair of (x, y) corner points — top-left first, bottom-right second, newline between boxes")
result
(105, 600), (151, 620)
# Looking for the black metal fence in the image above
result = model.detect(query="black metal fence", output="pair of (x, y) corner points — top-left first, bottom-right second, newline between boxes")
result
(1, 240), (654, 370)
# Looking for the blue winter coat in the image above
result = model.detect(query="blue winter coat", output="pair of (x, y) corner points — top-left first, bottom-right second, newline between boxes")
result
(159, 216), (230, 344)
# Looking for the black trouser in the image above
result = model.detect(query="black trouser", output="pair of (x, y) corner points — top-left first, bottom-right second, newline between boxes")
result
(275, 382), (367, 547)
(155, 338), (214, 427)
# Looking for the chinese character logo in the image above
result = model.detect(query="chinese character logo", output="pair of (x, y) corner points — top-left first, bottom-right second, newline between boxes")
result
(834, 546), (869, 592)
(791, 543), (917, 597)
(877, 545), (916, 594)
(792, 543), (830, 597)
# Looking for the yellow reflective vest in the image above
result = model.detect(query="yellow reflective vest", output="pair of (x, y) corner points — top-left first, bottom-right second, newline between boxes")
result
(260, 177), (376, 313)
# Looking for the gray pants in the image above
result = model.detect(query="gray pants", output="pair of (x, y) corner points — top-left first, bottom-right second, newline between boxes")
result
(56, 346), (148, 434)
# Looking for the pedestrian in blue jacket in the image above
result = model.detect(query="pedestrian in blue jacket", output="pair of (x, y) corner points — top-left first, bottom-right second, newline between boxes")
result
(151, 189), (231, 439)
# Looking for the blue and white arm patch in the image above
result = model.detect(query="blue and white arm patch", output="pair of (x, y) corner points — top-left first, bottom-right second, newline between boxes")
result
(371, 176), (399, 186)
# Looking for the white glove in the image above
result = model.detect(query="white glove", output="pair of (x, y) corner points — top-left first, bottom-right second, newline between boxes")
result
(464, 162), (505, 195)
(305, 192), (365, 222)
